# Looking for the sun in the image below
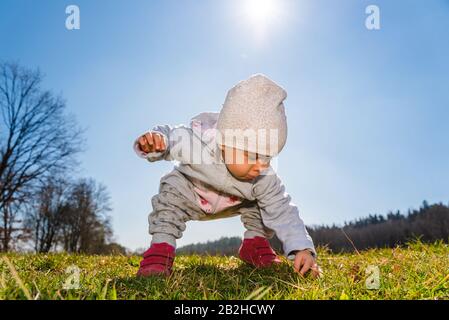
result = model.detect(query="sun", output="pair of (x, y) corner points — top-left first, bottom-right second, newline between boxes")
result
(240, 0), (284, 41)
(244, 0), (278, 25)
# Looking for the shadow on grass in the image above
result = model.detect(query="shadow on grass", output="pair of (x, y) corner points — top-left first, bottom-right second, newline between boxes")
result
(114, 261), (296, 299)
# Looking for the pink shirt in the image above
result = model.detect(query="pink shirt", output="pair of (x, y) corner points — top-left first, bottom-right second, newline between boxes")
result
(191, 178), (243, 214)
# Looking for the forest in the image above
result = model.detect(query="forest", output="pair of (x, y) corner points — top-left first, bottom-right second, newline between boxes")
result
(177, 200), (449, 255)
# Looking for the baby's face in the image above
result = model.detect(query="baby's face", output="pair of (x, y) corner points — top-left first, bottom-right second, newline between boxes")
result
(221, 146), (271, 181)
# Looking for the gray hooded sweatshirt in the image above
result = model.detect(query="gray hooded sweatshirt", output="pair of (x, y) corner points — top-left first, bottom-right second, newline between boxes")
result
(134, 112), (316, 258)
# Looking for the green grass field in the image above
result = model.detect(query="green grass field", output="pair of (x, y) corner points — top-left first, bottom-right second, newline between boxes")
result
(0, 241), (448, 300)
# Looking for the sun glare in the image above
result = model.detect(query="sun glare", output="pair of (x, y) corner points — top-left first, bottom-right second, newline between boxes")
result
(241, 0), (284, 41)
(244, 0), (277, 25)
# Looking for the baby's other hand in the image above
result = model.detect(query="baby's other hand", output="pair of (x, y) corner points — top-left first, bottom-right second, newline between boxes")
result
(137, 132), (166, 153)
(293, 250), (321, 278)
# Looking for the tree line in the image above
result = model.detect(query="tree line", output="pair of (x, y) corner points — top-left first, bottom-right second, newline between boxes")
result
(177, 236), (242, 256)
(177, 201), (449, 255)
(0, 62), (125, 254)
(305, 200), (449, 252)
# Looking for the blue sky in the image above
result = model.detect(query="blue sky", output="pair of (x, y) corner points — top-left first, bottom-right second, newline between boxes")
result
(1, 0), (448, 250)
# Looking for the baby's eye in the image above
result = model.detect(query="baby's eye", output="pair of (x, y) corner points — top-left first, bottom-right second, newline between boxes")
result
(257, 154), (272, 164)
(247, 152), (257, 163)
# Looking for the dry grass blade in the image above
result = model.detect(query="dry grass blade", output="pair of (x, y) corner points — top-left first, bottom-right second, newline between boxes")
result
(340, 228), (361, 255)
(2, 256), (32, 300)
(432, 273), (449, 289)
(245, 285), (272, 300)
(33, 280), (41, 300)
(268, 277), (307, 290)
(0, 271), (7, 289)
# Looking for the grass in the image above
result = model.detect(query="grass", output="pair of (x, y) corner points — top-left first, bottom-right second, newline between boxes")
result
(0, 241), (448, 300)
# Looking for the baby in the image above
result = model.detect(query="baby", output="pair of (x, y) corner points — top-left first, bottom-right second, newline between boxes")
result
(133, 74), (319, 277)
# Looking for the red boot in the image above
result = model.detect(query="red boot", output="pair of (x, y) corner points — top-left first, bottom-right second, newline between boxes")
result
(137, 242), (175, 277)
(238, 236), (281, 267)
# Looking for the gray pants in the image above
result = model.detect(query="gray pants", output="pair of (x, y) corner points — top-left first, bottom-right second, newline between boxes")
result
(148, 171), (274, 248)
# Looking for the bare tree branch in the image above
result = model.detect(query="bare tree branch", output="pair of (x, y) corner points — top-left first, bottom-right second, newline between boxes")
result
(0, 62), (85, 251)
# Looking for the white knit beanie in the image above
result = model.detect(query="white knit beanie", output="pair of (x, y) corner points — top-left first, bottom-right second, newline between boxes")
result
(216, 73), (288, 157)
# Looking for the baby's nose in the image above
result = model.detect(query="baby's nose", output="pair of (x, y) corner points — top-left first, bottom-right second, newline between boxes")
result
(257, 159), (270, 168)
(254, 161), (269, 173)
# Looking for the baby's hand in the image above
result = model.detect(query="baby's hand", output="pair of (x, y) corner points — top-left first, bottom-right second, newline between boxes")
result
(293, 250), (321, 278)
(137, 132), (166, 153)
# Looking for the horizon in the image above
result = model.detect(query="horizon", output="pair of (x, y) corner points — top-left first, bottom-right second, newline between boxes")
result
(1, 0), (449, 251)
